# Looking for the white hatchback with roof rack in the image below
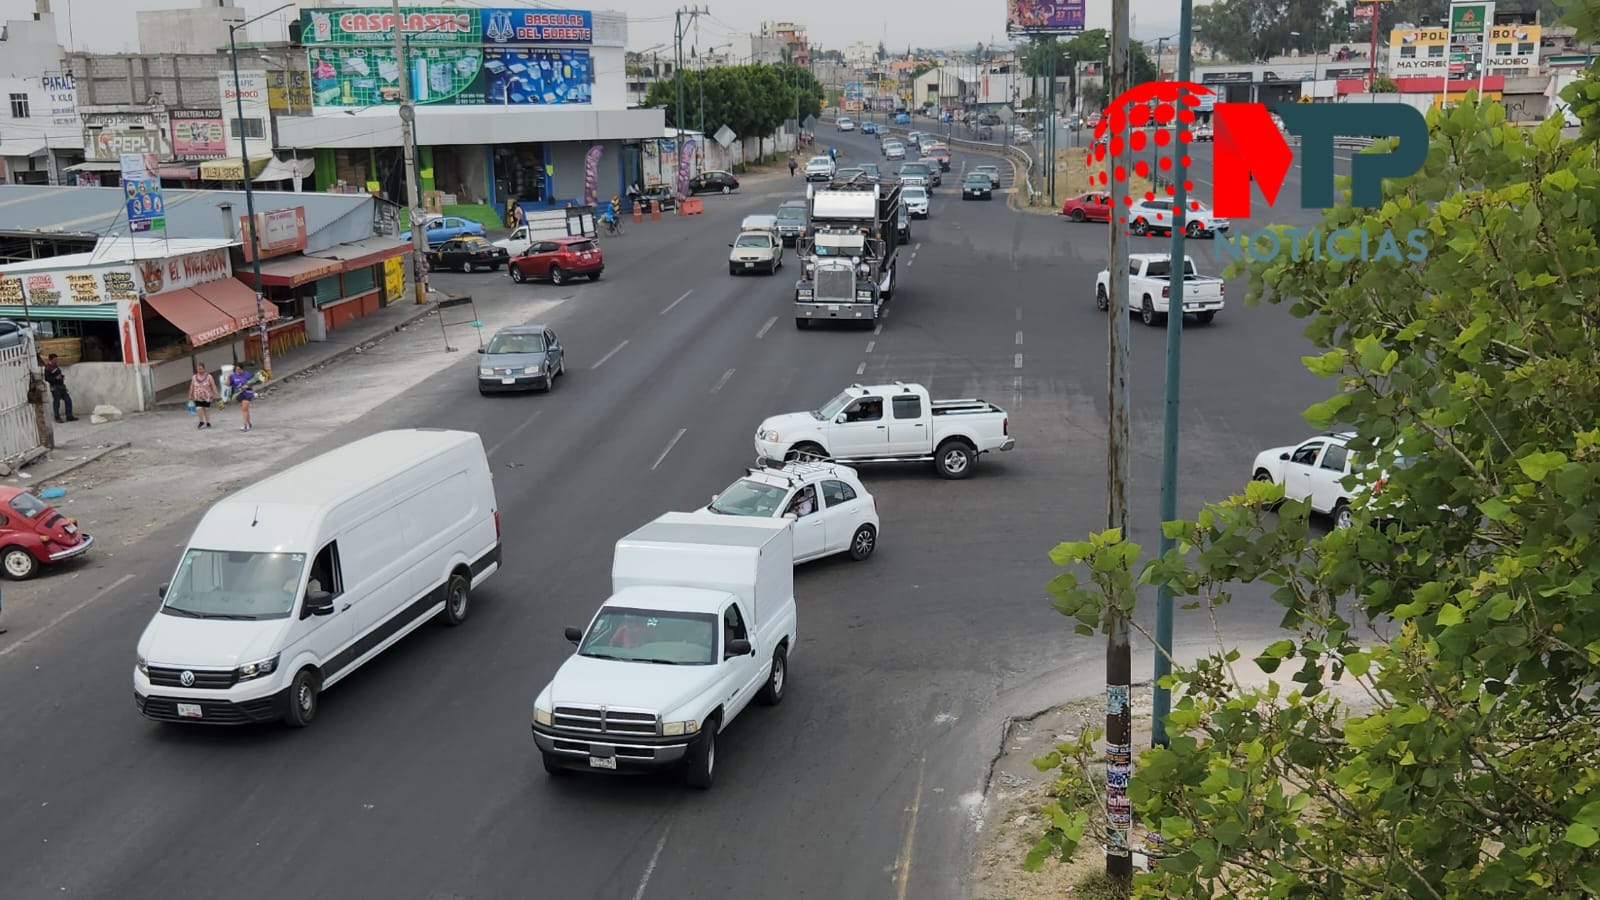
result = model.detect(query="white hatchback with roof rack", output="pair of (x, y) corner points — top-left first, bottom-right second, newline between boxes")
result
(699, 458), (880, 563)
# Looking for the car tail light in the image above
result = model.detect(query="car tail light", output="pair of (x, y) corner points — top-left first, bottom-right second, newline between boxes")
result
(1003, 417), (1009, 436)
(494, 510), (502, 539)
(1219, 282), (1225, 296)
(1161, 286), (1171, 298)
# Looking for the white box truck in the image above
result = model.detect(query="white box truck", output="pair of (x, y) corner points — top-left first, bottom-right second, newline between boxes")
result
(531, 513), (798, 789)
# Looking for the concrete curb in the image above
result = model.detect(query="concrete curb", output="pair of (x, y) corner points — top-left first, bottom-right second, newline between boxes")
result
(25, 440), (132, 485)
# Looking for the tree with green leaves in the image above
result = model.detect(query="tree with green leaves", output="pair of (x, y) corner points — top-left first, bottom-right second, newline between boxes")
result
(1027, 10), (1600, 895)
(643, 63), (822, 150)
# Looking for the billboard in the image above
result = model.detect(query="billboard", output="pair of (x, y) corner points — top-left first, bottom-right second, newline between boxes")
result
(299, 7), (593, 45)
(309, 46), (591, 107)
(1447, 2), (1494, 80)
(239, 207), (308, 263)
(481, 9), (594, 44)
(170, 109), (227, 159)
(1006, 0), (1086, 35)
(120, 153), (166, 233)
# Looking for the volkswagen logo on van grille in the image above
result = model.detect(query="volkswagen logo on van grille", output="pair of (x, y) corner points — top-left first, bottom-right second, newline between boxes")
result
(179, 670), (195, 687)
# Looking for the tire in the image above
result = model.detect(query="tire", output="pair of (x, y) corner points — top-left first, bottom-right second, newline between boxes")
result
(588, 272), (601, 282)
(1, 545), (38, 580)
(849, 524), (877, 561)
(1252, 469), (1284, 511)
(439, 571), (470, 626)
(549, 266), (566, 286)
(721, 185), (731, 194)
(935, 440), (975, 479)
(1333, 501), (1354, 530)
(1095, 286), (1109, 311)
(1196, 310), (1216, 324)
(683, 719), (717, 789)
(478, 386), (489, 396)
(795, 318), (811, 330)
(757, 646), (788, 706)
(1186, 221), (1205, 238)
(542, 753), (569, 776)
(283, 668), (319, 728)
(510, 267), (526, 284)
(730, 264), (739, 276)
(556, 357), (565, 377)
(1142, 297), (1160, 326)
(461, 262), (473, 273)
(1131, 219), (1148, 236)
(1071, 209), (1086, 222)
(788, 441), (825, 462)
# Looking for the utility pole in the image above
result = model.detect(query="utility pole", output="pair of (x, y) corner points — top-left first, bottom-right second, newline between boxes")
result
(392, 0), (428, 305)
(1105, 0), (1135, 882)
(674, 6), (707, 193)
(1153, 3), (1196, 750)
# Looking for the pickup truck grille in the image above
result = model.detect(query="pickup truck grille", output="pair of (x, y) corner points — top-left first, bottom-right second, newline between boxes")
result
(814, 268), (855, 301)
(552, 705), (659, 737)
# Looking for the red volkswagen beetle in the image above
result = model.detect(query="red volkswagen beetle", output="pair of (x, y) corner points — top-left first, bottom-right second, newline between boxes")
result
(0, 485), (93, 579)
(1061, 191), (1113, 223)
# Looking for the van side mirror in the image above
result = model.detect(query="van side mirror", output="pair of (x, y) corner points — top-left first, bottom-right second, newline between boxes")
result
(725, 638), (752, 658)
(304, 589), (335, 617)
(564, 626), (583, 645)
(477, 347), (485, 354)
(158, 583), (168, 598)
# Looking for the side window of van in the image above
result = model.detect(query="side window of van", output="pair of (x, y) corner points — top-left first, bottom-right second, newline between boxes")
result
(309, 541), (344, 599)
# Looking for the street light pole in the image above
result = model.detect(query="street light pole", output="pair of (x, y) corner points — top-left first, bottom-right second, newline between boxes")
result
(673, 7), (707, 193)
(228, 2), (293, 377)
(1153, 2), (1197, 749)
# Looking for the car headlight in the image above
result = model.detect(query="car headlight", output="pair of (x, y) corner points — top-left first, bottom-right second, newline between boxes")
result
(479, 367), (494, 376)
(235, 654), (279, 681)
(534, 706), (552, 727)
(662, 720), (699, 737)
(136, 654), (148, 676)
(762, 430), (781, 442)
(523, 366), (541, 375)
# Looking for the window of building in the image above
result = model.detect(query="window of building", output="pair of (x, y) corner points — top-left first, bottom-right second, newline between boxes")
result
(1400, 46), (1416, 58)
(1494, 42), (1513, 54)
(1427, 45), (1444, 58)
(1518, 42), (1535, 54)
(228, 117), (266, 139)
(8, 93), (28, 118)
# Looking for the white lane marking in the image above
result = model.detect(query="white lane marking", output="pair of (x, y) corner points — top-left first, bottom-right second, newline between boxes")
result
(710, 368), (735, 394)
(591, 339), (629, 370)
(874, 324), (883, 335)
(756, 316), (777, 339)
(881, 306), (890, 319)
(1015, 308), (1022, 321)
(1014, 354), (1023, 369)
(1015, 331), (1023, 346)
(651, 428), (688, 471)
(865, 341), (876, 353)
(486, 409), (544, 457)
(904, 258), (913, 267)
(856, 361), (867, 375)
(1013, 375), (1023, 390)
(631, 827), (672, 900)
(659, 289), (693, 315)
(915, 243), (923, 251)
(0, 573), (137, 659)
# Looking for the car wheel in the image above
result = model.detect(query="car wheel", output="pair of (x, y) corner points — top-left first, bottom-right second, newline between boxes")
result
(541, 753), (569, 776)
(757, 646), (787, 706)
(461, 262), (473, 273)
(1131, 219), (1148, 236)
(849, 524), (877, 561)
(788, 441), (825, 461)
(588, 272), (601, 282)
(510, 267), (526, 284)
(795, 318), (811, 330)
(1142, 297), (1159, 326)
(935, 440), (975, 479)
(1252, 469), (1284, 511)
(1196, 310), (1217, 324)
(1071, 209), (1086, 222)
(730, 264), (739, 276)
(1186, 221), (1205, 238)
(1095, 286), (1109, 311)
(283, 668), (319, 728)
(549, 266), (566, 286)
(722, 184), (731, 194)
(440, 570), (470, 626)
(683, 719), (717, 789)
(1333, 501), (1354, 530)
(556, 357), (565, 376)
(478, 386), (490, 395)
(1, 545), (38, 580)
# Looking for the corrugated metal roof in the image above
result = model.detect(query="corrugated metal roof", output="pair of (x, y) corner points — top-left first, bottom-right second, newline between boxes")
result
(0, 185), (375, 243)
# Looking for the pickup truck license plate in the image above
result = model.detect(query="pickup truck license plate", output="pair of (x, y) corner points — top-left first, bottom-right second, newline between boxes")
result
(501, 377), (516, 384)
(176, 703), (203, 719)
(828, 304), (840, 311)
(589, 756), (617, 769)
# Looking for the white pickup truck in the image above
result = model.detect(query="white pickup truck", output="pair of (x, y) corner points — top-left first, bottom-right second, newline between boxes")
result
(754, 381), (1015, 479)
(1096, 253), (1225, 327)
(532, 514), (797, 789)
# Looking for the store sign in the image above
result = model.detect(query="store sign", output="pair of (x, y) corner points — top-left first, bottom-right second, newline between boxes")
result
(0, 266), (140, 306)
(267, 70), (313, 112)
(1448, 2), (1494, 82)
(1392, 58), (1450, 73)
(82, 111), (171, 161)
(41, 73), (77, 127)
(121, 153), (166, 233)
(1200, 71), (1254, 84)
(300, 7), (477, 44)
(170, 108), (227, 160)
(482, 9), (593, 44)
(239, 207), (308, 262)
(309, 46), (591, 107)
(1488, 56), (1535, 68)
(1394, 28), (1451, 45)
(132, 249), (231, 296)
(1489, 24), (1540, 42)
(384, 256), (405, 301)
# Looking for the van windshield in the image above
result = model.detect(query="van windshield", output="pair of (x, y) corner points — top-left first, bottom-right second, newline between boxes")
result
(162, 549), (306, 620)
(579, 607), (716, 665)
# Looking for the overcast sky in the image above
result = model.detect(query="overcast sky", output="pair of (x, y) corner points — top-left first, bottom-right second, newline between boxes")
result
(5, 0), (1184, 56)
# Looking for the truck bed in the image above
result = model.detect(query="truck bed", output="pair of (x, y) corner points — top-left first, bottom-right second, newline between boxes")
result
(931, 398), (1004, 415)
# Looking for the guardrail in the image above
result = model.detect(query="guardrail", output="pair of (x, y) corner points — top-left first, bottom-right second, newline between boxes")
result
(875, 123), (1042, 205)
(1333, 137), (1378, 150)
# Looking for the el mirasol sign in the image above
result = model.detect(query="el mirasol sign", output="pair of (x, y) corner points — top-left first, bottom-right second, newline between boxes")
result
(1091, 82), (1431, 264)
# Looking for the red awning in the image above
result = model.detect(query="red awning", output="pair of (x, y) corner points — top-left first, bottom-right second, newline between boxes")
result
(248, 253), (345, 288)
(143, 288), (239, 347)
(308, 237), (411, 272)
(193, 278), (281, 328)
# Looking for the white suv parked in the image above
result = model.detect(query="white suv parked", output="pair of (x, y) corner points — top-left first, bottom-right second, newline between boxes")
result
(1252, 431), (1362, 529)
(1127, 198), (1231, 238)
(700, 460), (879, 564)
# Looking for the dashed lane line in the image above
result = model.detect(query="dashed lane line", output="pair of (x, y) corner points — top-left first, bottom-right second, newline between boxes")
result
(631, 827), (672, 900)
(651, 428), (688, 471)
(486, 409), (544, 458)
(710, 368), (735, 394)
(1014, 353), (1023, 369)
(1015, 331), (1023, 346)
(756, 316), (778, 339)
(856, 361), (867, 375)
(659, 289), (693, 315)
(874, 323), (883, 335)
(591, 340), (629, 370)
(0, 574), (137, 659)
(865, 341), (875, 353)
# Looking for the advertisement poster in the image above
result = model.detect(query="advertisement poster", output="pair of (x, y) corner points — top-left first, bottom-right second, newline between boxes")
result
(384, 256), (405, 302)
(1006, 0), (1086, 34)
(677, 137), (695, 196)
(300, 7), (476, 45)
(309, 46), (590, 107)
(0, 267), (139, 307)
(120, 153), (166, 233)
(481, 9), (593, 44)
(239, 207), (308, 262)
(170, 109), (227, 159)
(583, 144), (603, 208)
(1447, 2), (1493, 80)
(42, 73), (77, 127)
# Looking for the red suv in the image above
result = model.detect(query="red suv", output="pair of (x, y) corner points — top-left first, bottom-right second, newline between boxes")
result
(508, 237), (605, 286)
(0, 486), (93, 579)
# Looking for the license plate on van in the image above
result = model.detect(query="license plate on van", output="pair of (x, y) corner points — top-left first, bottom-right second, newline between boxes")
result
(177, 702), (203, 719)
(502, 377), (516, 384)
(589, 756), (617, 769)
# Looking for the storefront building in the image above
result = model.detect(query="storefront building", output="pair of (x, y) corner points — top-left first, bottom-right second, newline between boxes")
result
(1195, 64), (1375, 104)
(277, 7), (663, 218)
(0, 72), (84, 186)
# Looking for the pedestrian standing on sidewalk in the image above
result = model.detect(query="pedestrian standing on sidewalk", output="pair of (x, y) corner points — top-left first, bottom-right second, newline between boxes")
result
(43, 354), (77, 423)
(228, 363), (256, 432)
(787, 155), (797, 177)
(189, 361), (218, 429)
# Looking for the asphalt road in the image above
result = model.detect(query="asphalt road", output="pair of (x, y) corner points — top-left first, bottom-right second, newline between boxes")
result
(1, 131), (1338, 900)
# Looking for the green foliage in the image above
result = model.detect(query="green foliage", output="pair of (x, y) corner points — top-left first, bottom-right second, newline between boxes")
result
(1373, 76), (1400, 94)
(1032, 93), (1600, 896)
(644, 64), (822, 142)
(1025, 30), (1157, 88)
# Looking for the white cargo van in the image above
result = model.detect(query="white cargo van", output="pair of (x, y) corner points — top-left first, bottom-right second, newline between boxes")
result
(532, 513), (797, 788)
(134, 428), (501, 728)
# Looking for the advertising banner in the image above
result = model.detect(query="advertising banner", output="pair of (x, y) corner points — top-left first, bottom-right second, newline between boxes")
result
(266, 70), (313, 113)
(83, 111), (171, 161)
(309, 46), (591, 107)
(0, 267), (139, 306)
(384, 256), (405, 302)
(677, 138), (695, 196)
(42, 73), (77, 127)
(130, 249), (231, 297)
(1447, 2), (1494, 80)
(170, 109), (227, 159)
(120, 153), (166, 233)
(583, 144), (603, 208)
(482, 9), (593, 44)
(239, 207), (309, 263)
(299, 7), (477, 44)
(1006, 0), (1086, 35)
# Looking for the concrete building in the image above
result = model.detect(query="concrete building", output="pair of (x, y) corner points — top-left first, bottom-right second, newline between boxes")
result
(0, 0), (65, 77)
(0, 71), (81, 186)
(759, 21), (809, 66)
(844, 42), (875, 68)
(136, 0), (248, 56)
(749, 33), (785, 66)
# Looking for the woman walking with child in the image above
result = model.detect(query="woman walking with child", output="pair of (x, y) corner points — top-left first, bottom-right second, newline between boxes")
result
(189, 361), (217, 429)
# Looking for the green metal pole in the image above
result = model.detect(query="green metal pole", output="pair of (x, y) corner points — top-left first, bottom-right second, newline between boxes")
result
(1153, 0), (1195, 748)
(230, 25), (271, 376)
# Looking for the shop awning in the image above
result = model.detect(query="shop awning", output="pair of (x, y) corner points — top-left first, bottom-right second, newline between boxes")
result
(0, 304), (119, 321)
(0, 140), (46, 158)
(307, 237), (412, 272)
(193, 277), (280, 328)
(254, 157), (315, 183)
(158, 164), (201, 180)
(249, 254), (346, 288)
(143, 288), (239, 347)
(64, 160), (124, 173)
(200, 157), (272, 181)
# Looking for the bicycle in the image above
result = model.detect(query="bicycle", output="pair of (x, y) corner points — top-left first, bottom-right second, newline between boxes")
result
(602, 212), (624, 236)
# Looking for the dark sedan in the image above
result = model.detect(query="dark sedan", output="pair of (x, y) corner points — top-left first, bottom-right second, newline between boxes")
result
(961, 173), (993, 200)
(428, 236), (509, 272)
(688, 170), (740, 194)
(477, 325), (565, 394)
(639, 185), (677, 212)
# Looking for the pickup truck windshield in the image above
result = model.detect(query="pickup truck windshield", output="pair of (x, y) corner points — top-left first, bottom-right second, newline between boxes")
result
(162, 550), (306, 620)
(710, 479), (789, 516)
(815, 390), (854, 419)
(579, 607), (717, 665)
